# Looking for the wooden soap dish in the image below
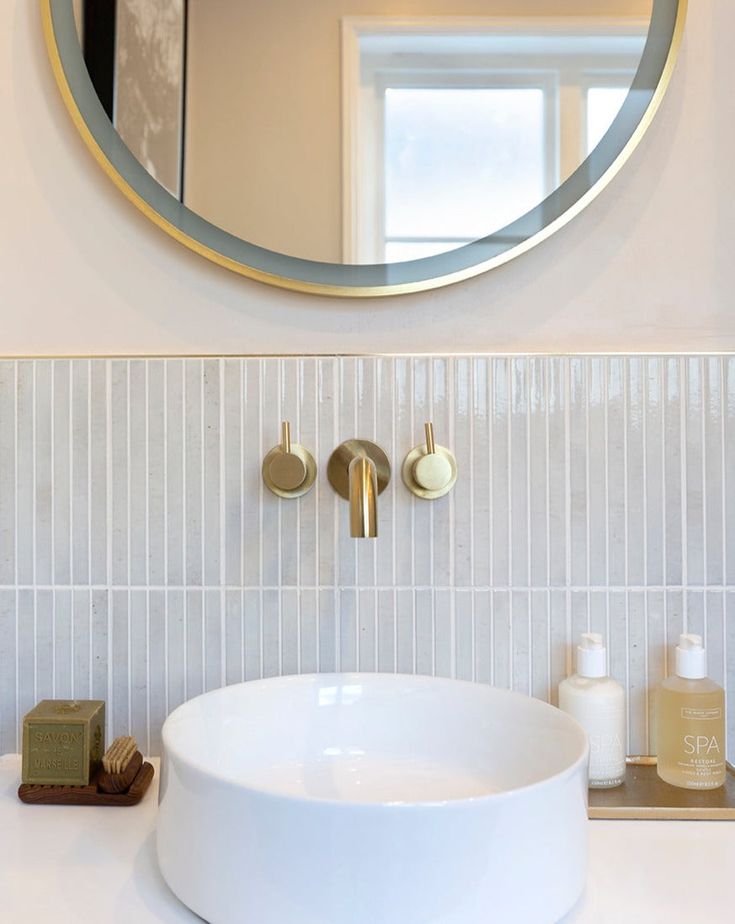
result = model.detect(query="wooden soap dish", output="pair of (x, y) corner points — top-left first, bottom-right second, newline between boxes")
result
(18, 751), (154, 806)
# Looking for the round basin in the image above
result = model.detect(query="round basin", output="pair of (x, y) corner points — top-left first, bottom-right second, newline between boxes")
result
(157, 673), (589, 924)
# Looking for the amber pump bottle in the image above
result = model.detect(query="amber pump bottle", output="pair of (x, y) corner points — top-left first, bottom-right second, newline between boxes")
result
(656, 634), (726, 790)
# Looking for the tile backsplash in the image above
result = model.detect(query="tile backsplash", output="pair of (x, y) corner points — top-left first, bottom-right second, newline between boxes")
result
(0, 355), (732, 758)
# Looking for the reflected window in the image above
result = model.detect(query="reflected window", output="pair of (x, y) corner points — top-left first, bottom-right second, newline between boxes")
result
(344, 19), (647, 264)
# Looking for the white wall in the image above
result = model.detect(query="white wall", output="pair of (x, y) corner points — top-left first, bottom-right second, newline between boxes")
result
(0, 0), (732, 356)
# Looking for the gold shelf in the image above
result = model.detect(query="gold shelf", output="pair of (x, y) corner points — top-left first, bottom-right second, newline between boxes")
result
(588, 759), (735, 821)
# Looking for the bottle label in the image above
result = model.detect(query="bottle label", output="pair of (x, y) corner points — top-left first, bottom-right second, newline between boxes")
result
(681, 707), (722, 721)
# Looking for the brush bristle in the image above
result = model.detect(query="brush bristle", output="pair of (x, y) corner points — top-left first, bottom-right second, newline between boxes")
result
(102, 736), (137, 774)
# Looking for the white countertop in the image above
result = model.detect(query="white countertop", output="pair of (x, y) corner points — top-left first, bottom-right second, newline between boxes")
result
(1, 754), (733, 924)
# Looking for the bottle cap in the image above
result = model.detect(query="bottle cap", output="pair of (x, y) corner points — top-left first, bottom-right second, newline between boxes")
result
(675, 634), (707, 680)
(577, 633), (607, 678)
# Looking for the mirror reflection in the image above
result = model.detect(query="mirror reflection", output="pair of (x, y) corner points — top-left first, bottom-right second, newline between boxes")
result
(73, 1), (653, 266)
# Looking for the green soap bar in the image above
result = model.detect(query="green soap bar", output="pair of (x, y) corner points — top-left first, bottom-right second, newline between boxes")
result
(22, 700), (105, 786)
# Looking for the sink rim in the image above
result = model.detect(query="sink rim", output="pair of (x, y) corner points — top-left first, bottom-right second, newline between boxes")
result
(161, 672), (589, 809)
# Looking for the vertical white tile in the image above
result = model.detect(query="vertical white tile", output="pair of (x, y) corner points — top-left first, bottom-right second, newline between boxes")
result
(626, 358), (645, 587)
(587, 358), (607, 587)
(90, 589), (109, 703)
(627, 591), (646, 755)
(224, 589), (243, 685)
(453, 359), (473, 588)
(261, 363), (283, 588)
(358, 588), (377, 671)
(434, 588), (452, 678)
(377, 588), (396, 672)
(148, 589), (166, 755)
(416, 588), (434, 676)
(474, 590), (492, 685)
(111, 589), (130, 737)
(547, 359), (567, 587)
(36, 589), (53, 701)
(147, 361), (166, 586)
(281, 588), (299, 675)
(568, 358), (587, 587)
(166, 589), (185, 712)
(606, 358), (626, 587)
(35, 363), (53, 585)
(243, 360), (262, 587)
(704, 358), (724, 585)
(243, 589), (262, 680)
(646, 590), (666, 754)
(72, 588), (90, 699)
(130, 589), (147, 748)
(528, 359), (547, 587)
(223, 359), (243, 586)
(129, 361), (147, 586)
(185, 588), (203, 698)
(16, 364), (34, 585)
(663, 358), (683, 585)
(262, 588), (280, 677)
(472, 359), (491, 587)
(110, 361), (129, 586)
(607, 591), (628, 751)
(90, 361), (108, 585)
(395, 588), (414, 675)
(454, 589), (473, 681)
(17, 591), (35, 719)
(339, 588), (357, 671)
(0, 364), (15, 586)
(202, 359), (221, 587)
(299, 588), (318, 674)
(491, 359), (510, 587)
(492, 590), (511, 689)
(685, 358), (705, 586)
(184, 360), (203, 586)
(0, 590), (16, 754)
(644, 358), (664, 587)
(204, 589), (222, 691)
(705, 590), (725, 688)
(53, 589), (72, 699)
(318, 589), (337, 672)
(71, 361), (90, 586)
(165, 361), (184, 586)
(530, 590), (549, 701)
(512, 591), (531, 695)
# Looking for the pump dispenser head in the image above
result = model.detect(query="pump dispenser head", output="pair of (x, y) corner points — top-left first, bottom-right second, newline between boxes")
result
(675, 634), (707, 680)
(577, 633), (607, 679)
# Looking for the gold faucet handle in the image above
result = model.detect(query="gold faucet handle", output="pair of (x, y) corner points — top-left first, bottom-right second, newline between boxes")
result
(262, 421), (317, 498)
(402, 422), (457, 499)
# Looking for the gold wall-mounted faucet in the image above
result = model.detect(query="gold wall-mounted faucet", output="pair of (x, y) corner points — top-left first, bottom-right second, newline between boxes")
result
(327, 440), (390, 538)
(262, 421), (317, 498)
(402, 422), (457, 499)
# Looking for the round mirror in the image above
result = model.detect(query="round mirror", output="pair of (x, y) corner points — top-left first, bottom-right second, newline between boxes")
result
(43, 0), (686, 296)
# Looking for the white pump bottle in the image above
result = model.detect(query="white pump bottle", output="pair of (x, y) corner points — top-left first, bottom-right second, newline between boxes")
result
(558, 634), (627, 789)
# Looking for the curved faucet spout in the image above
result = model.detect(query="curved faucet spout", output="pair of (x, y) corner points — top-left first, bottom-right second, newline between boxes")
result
(349, 455), (378, 539)
(327, 439), (391, 540)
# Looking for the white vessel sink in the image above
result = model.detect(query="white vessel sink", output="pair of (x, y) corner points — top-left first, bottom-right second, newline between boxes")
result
(157, 673), (589, 924)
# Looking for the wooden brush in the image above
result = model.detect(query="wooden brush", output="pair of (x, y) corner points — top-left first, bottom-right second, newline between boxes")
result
(97, 736), (143, 794)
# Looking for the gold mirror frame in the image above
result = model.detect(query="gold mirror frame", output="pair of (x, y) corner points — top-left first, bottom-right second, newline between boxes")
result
(41, 0), (687, 298)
